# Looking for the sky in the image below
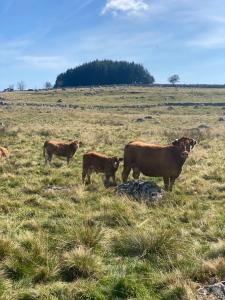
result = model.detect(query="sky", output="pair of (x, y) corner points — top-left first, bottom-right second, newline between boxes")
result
(1, 0), (225, 89)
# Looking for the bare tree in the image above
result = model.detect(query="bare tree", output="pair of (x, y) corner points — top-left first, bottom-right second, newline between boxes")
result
(17, 81), (25, 91)
(168, 74), (180, 85)
(44, 81), (52, 90)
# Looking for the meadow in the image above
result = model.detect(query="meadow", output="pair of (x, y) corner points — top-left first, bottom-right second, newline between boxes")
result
(0, 86), (224, 299)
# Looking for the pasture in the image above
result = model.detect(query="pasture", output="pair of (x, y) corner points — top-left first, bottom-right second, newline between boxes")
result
(0, 86), (224, 299)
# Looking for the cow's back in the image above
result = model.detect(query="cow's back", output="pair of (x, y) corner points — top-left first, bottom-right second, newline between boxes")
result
(44, 140), (71, 156)
(83, 152), (108, 172)
(124, 141), (181, 177)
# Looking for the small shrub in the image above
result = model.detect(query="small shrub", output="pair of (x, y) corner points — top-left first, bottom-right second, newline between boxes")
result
(206, 241), (225, 259)
(0, 271), (11, 297)
(112, 227), (188, 261)
(60, 246), (103, 282)
(43, 282), (69, 299)
(161, 286), (187, 300)
(217, 258), (225, 280)
(63, 223), (103, 250)
(190, 261), (217, 283)
(0, 237), (13, 260)
(78, 289), (106, 300)
(112, 277), (147, 299)
(17, 289), (41, 300)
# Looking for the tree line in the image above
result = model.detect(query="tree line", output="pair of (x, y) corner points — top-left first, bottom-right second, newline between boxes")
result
(54, 60), (155, 88)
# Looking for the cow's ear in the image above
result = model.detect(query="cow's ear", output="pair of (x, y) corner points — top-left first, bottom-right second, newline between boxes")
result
(113, 161), (119, 168)
(118, 157), (123, 162)
(172, 139), (179, 146)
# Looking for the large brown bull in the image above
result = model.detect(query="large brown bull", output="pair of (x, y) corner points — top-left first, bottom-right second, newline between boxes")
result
(122, 137), (196, 191)
(44, 140), (81, 165)
(82, 152), (123, 186)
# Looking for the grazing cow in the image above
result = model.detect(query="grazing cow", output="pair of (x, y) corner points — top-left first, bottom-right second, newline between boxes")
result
(82, 152), (123, 186)
(0, 147), (9, 158)
(122, 137), (196, 191)
(44, 140), (81, 165)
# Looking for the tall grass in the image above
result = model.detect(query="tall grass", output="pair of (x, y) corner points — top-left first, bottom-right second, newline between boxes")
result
(0, 86), (224, 298)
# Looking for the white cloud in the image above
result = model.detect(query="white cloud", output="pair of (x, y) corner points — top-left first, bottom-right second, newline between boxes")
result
(102, 0), (149, 15)
(18, 55), (76, 70)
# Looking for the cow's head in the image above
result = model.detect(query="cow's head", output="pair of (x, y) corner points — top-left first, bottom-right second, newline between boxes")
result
(111, 156), (123, 171)
(172, 137), (196, 159)
(70, 140), (80, 151)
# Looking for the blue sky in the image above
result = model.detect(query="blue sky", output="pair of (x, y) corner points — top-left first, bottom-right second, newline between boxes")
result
(1, 0), (225, 89)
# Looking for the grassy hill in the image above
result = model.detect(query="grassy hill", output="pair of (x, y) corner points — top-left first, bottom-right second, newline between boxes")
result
(0, 86), (224, 299)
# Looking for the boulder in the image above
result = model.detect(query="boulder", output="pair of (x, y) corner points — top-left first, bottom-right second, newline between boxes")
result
(198, 124), (210, 129)
(218, 117), (224, 122)
(135, 118), (145, 123)
(198, 281), (225, 300)
(117, 180), (164, 202)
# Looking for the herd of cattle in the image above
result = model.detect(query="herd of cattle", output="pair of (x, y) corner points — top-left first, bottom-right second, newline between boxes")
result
(0, 137), (196, 191)
(44, 136), (196, 191)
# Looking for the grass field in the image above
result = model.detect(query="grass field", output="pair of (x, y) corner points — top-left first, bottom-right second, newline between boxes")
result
(0, 86), (224, 299)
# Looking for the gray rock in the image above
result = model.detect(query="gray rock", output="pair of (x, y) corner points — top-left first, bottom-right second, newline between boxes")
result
(135, 118), (145, 123)
(218, 117), (225, 122)
(198, 282), (225, 300)
(198, 124), (210, 129)
(117, 180), (164, 202)
(44, 185), (68, 192)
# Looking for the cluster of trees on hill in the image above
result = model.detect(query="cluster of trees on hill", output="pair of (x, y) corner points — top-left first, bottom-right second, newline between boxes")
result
(54, 60), (155, 87)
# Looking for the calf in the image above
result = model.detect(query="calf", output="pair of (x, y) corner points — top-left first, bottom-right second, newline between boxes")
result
(0, 147), (9, 158)
(44, 140), (81, 165)
(82, 152), (123, 186)
(122, 137), (196, 191)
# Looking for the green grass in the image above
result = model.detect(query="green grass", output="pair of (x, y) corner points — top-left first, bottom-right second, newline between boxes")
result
(0, 86), (224, 299)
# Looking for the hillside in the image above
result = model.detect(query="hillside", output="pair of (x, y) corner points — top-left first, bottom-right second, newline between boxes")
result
(0, 86), (224, 299)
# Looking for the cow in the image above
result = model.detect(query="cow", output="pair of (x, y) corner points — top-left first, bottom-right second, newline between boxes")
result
(43, 140), (81, 165)
(0, 147), (9, 158)
(82, 152), (123, 186)
(122, 137), (196, 191)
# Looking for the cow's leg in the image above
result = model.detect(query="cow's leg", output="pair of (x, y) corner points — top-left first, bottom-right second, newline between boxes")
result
(132, 167), (140, 180)
(46, 153), (53, 165)
(163, 177), (170, 191)
(111, 173), (117, 186)
(122, 164), (131, 183)
(169, 177), (176, 191)
(67, 157), (70, 165)
(82, 168), (87, 184)
(86, 169), (91, 184)
(104, 174), (110, 187)
(48, 154), (53, 164)
(44, 154), (48, 165)
(44, 149), (50, 165)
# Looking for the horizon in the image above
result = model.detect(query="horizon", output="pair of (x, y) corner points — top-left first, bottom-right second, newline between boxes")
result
(1, 0), (225, 90)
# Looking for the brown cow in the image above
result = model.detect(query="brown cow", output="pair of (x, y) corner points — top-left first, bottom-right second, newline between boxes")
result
(122, 137), (196, 191)
(82, 152), (123, 186)
(0, 147), (9, 158)
(44, 140), (81, 165)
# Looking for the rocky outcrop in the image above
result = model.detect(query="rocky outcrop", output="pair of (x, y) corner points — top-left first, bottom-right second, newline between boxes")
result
(198, 282), (225, 300)
(117, 180), (164, 202)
